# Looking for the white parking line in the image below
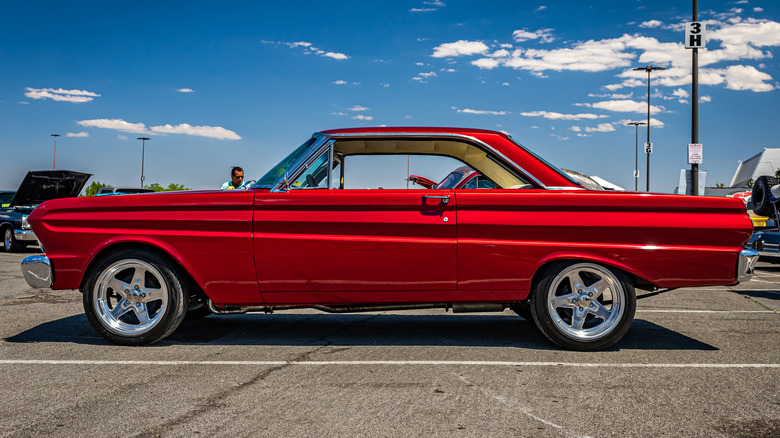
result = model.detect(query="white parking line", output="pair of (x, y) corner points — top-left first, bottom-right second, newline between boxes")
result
(637, 310), (776, 313)
(0, 360), (777, 368)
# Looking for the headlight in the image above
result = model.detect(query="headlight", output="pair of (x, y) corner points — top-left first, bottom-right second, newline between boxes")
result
(21, 215), (31, 230)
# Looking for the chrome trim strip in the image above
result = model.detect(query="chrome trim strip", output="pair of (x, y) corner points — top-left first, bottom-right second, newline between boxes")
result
(14, 229), (37, 241)
(737, 248), (759, 283)
(318, 131), (552, 189)
(21, 255), (52, 289)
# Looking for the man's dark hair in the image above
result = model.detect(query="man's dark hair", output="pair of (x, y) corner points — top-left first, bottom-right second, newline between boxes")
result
(231, 166), (244, 177)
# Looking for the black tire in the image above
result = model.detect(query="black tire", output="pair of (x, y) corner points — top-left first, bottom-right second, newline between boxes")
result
(184, 299), (212, 320)
(751, 176), (779, 217)
(82, 249), (188, 345)
(529, 261), (636, 351)
(3, 227), (23, 252)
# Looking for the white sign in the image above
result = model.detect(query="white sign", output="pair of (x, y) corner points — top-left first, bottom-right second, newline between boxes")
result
(644, 142), (653, 154)
(688, 143), (703, 164)
(685, 22), (706, 49)
(633, 170), (639, 178)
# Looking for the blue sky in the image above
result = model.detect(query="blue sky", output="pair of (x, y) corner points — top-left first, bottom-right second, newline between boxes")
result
(1, 0), (778, 192)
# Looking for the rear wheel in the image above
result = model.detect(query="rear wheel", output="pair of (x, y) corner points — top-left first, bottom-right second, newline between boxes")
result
(530, 261), (636, 351)
(82, 249), (187, 345)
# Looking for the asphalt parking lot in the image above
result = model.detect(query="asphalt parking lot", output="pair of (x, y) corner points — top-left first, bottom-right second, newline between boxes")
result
(0, 247), (778, 437)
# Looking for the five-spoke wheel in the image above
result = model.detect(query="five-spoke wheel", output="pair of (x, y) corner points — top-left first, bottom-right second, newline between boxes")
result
(83, 249), (187, 345)
(530, 261), (636, 351)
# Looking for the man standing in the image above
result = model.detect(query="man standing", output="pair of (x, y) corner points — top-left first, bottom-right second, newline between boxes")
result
(221, 166), (250, 190)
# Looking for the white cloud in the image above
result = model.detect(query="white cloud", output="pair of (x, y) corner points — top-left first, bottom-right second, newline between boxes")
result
(77, 118), (241, 140)
(177, 88), (194, 93)
(493, 35), (638, 72)
(471, 58), (501, 69)
(512, 28), (554, 43)
(639, 20), (663, 29)
(66, 132), (89, 138)
(25, 87), (100, 103)
(585, 123), (616, 133)
(352, 115), (374, 121)
(78, 118), (150, 134)
(453, 107), (508, 115)
(672, 88), (689, 98)
(117, 135), (128, 140)
(150, 123), (241, 140)
(333, 80), (347, 85)
(418, 71), (437, 78)
(411, 1), (445, 12)
(700, 95), (712, 103)
(754, 7), (764, 12)
(431, 40), (489, 58)
(348, 105), (370, 111)
(263, 40), (349, 60)
(502, 82), (511, 86)
(534, 6), (547, 12)
(581, 99), (664, 114)
(723, 64), (775, 91)
(519, 110), (608, 120)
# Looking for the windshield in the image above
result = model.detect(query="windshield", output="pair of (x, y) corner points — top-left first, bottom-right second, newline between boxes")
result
(254, 137), (317, 187)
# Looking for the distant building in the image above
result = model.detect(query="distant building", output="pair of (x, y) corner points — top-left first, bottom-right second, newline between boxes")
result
(730, 148), (780, 188)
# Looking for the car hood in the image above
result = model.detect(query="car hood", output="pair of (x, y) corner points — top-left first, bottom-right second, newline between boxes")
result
(9, 170), (92, 207)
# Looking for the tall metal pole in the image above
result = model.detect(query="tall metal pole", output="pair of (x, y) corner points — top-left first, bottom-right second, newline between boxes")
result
(50, 134), (60, 170)
(137, 137), (150, 188)
(633, 65), (665, 192)
(627, 121), (646, 191)
(691, 0), (699, 195)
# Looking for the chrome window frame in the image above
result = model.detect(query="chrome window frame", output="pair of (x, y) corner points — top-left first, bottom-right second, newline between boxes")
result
(267, 131), (582, 192)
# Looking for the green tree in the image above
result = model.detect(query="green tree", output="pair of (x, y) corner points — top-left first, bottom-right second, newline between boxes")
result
(145, 183), (190, 192)
(83, 181), (109, 196)
(715, 183), (724, 188)
(747, 179), (754, 188)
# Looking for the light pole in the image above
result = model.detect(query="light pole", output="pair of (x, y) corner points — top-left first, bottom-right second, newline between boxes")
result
(626, 121), (646, 191)
(50, 134), (60, 170)
(633, 65), (665, 192)
(137, 137), (150, 188)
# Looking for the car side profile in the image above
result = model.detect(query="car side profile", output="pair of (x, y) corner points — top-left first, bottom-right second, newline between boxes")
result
(21, 127), (758, 350)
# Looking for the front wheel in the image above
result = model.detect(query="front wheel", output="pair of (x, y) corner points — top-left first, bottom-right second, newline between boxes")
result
(82, 249), (188, 345)
(530, 261), (636, 351)
(3, 227), (23, 252)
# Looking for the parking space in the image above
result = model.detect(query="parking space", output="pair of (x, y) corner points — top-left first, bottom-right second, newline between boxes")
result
(0, 250), (778, 437)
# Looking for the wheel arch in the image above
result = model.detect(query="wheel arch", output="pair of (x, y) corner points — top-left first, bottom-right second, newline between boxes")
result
(529, 253), (654, 298)
(79, 240), (207, 302)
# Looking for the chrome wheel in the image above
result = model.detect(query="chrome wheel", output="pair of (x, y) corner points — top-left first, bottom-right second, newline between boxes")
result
(3, 228), (11, 251)
(93, 259), (169, 336)
(546, 263), (625, 341)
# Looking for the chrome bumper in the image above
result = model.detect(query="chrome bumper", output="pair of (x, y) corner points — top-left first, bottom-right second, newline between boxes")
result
(737, 248), (759, 283)
(14, 229), (37, 242)
(21, 255), (52, 289)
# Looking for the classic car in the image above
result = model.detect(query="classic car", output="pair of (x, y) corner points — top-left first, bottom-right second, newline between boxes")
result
(21, 127), (758, 350)
(2, 170), (91, 252)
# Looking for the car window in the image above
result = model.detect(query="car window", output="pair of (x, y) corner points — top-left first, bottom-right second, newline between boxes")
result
(461, 175), (498, 189)
(342, 155), (464, 189)
(291, 149), (330, 189)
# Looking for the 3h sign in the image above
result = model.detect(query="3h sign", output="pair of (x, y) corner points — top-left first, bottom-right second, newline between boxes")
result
(685, 22), (706, 49)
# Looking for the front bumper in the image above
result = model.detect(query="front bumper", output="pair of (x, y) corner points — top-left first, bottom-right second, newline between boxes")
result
(737, 248), (759, 283)
(21, 255), (52, 289)
(14, 229), (37, 242)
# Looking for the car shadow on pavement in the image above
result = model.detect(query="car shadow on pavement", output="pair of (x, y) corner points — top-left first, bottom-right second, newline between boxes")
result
(5, 313), (716, 351)
(728, 289), (780, 301)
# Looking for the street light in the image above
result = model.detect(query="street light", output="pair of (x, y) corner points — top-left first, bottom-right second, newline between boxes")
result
(137, 137), (150, 188)
(633, 65), (665, 192)
(626, 121), (646, 191)
(50, 134), (60, 170)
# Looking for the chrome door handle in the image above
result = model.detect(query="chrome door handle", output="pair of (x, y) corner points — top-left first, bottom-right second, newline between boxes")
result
(422, 195), (450, 204)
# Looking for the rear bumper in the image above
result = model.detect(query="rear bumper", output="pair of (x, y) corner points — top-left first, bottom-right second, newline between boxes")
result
(21, 255), (52, 289)
(737, 249), (759, 283)
(14, 229), (37, 242)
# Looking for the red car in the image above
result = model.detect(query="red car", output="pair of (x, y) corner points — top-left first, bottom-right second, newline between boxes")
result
(21, 127), (757, 350)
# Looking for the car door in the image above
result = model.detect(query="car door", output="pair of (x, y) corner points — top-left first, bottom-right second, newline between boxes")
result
(253, 189), (456, 304)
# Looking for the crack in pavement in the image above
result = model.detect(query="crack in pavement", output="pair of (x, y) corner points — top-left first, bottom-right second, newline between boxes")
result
(134, 313), (380, 437)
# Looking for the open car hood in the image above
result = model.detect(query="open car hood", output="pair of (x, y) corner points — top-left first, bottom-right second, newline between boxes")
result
(9, 170), (92, 207)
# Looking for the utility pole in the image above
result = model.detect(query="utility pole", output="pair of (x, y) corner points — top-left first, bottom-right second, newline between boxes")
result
(626, 121), (646, 191)
(690, 0), (701, 195)
(50, 134), (60, 170)
(137, 137), (150, 188)
(633, 65), (665, 192)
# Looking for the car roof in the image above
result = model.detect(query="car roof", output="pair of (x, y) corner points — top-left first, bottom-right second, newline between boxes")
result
(320, 126), (508, 137)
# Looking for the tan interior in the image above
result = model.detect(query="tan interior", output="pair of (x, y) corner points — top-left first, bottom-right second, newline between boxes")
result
(333, 139), (528, 188)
